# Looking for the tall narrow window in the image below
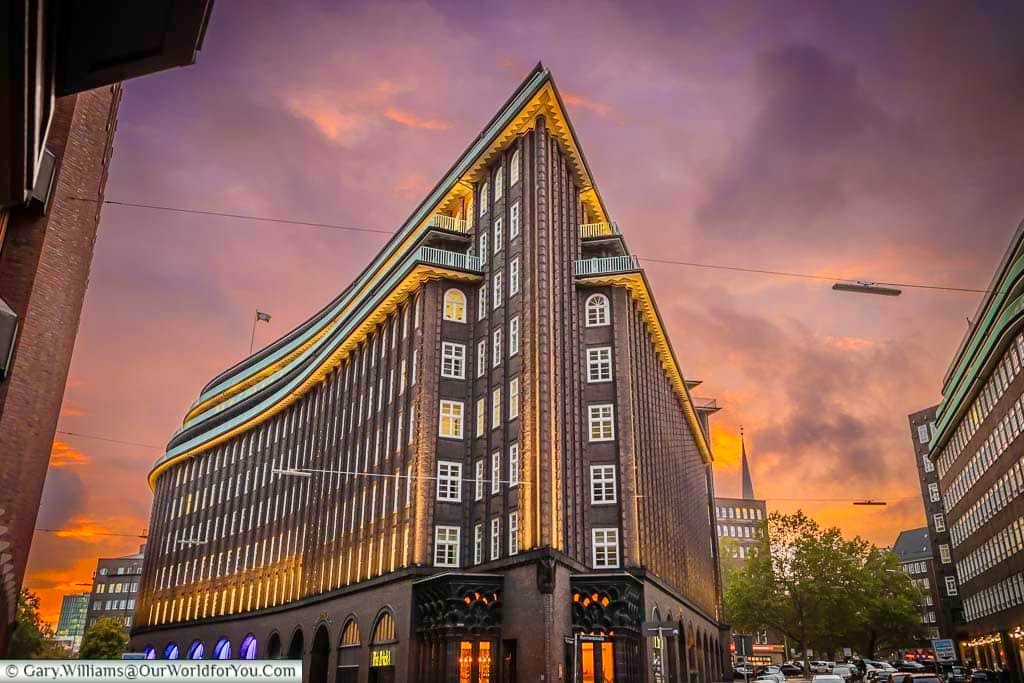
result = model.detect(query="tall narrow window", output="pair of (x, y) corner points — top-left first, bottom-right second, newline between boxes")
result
(441, 342), (466, 379)
(494, 168), (503, 201)
(509, 511), (519, 555)
(491, 451), (501, 494)
(585, 294), (610, 327)
(592, 528), (620, 568)
(493, 329), (503, 368)
(438, 400), (464, 439)
(588, 404), (615, 442)
(477, 339), (487, 378)
(434, 526), (460, 567)
(509, 317), (520, 356)
(928, 483), (940, 502)
(939, 544), (952, 564)
(436, 462), (462, 502)
(509, 443), (520, 486)
(479, 182), (489, 217)
(475, 460), (484, 501)
(587, 347), (613, 383)
(479, 233), (488, 266)
(474, 524), (483, 564)
(510, 257), (520, 295)
(476, 398), (485, 438)
(933, 513), (946, 532)
(494, 217), (503, 253)
(493, 271), (503, 309)
(478, 284), (487, 321)
(443, 289), (466, 323)
(492, 388), (502, 429)
(510, 149), (520, 185)
(945, 575), (957, 596)
(508, 378), (519, 420)
(590, 465), (617, 504)
(510, 202), (520, 238)
(490, 518), (501, 560)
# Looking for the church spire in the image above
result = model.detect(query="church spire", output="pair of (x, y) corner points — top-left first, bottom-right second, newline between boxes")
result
(740, 426), (755, 500)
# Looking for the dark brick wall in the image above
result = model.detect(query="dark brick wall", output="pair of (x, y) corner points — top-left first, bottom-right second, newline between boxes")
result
(0, 85), (120, 650)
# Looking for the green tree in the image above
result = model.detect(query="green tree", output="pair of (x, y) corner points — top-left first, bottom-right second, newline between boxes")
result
(845, 548), (928, 658)
(9, 590), (67, 659)
(79, 618), (128, 659)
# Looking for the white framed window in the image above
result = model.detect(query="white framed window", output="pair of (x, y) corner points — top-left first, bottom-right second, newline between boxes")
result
(479, 182), (488, 217)
(494, 217), (503, 253)
(476, 398), (486, 438)
(479, 232), (488, 266)
(434, 526), (460, 567)
(475, 460), (484, 501)
(587, 347), (613, 383)
(510, 150), (520, 185)
(510, 257), (520, 295)
(592, 528), (620, 568)
(588, 404), (615, 442)
(494, 168), (504, 201)
(492, 388), (502, 429)
(918, 424), (930, 444)
(933, 513), (946, 531)
(945, 575), (958, 596)
(509, 378), (519, 420)
(590, 465), (617, 504)
(510, 201), (520, 237)
(474, 524), (483, 564)
(493, 271), (503, 308)
(928, 483), (940, 502)
(478, 284), (487, 320)
(493, 329), (503, 368)
(476, 339), (487, 378)
(509, 317), (520, 356)
(441, 342), (466, 379)
(490, 518), (501, 560)
(443, 289), (466, 323)
(509, 511), (519, 555)
(585, 294), (610, 327)
(923, 454), (935, 473)
(509, 443), (520, 486)
(939, 544), (952, 564)
(438, 400), (464, 439)
(436, 461), (462, 502)
(491, 451), (501, 494)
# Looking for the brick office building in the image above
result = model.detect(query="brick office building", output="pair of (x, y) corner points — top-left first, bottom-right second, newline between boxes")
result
(892, 528), (948, 641)
(0, 1), (211, 653)
(927, 220), (1024, 670)
(85, 546), (145, 632)
(907, 407), (964, 640)
(130, 65), (729, 683)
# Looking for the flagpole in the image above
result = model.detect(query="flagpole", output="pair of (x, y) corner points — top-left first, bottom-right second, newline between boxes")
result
(249, 311), (258, 355)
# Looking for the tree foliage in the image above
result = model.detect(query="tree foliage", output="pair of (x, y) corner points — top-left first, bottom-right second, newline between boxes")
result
(79, 618), (129, 659)
(724, 511), (927, 664)
(9, 590), (67, 659)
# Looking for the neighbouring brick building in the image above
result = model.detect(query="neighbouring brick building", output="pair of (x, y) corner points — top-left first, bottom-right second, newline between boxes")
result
(892, 528), (948, 641)
(85, 546), (145, 632)
(0, 2), (211, 654)
(907, 406), (964, 640)
(130, 65), (730, 683)
(927, 219), (1024, 673)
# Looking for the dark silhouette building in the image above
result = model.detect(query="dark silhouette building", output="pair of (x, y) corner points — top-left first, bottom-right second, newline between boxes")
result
(130, 65), (729, 683)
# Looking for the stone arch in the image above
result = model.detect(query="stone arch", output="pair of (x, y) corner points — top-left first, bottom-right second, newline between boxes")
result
(309, 624), (331, 683)
(370, 607), (397, 644)
(266, 631), (282, 659)
(162, 642), (179, 660)
(187, 640), (205, 660)
(239, 633), (258, 660)
(213, 636), (232, 660)
(287, 627), (304, 660)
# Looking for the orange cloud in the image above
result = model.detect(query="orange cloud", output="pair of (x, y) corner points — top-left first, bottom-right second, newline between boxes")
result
(383, 107), (450, 131)
(49, 440), (90, 468)
(562, 91), (616, 118)
(286, 97), (370, 145)
(392, 174), (430, 200)
(44, 516), (144, 544)
(60, 407), (86, 417)
(710, 423), (743, 469)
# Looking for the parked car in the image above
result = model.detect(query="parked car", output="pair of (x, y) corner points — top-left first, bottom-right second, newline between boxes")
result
(734, 666), (756, 680)
(867, 672), (892, 683)
(834, 665), (855, 681)
(940, 666), (969, 683)
(780, 664), (805, 676)
(866, 662), (898, 673)
(900, 675), (942, 683)
(756, 667), (786, 683)
(970, 670), (997, 683)
(812, 662), (837, 674)
(813, 676), (845, 683)
(897, 662), (928, 673)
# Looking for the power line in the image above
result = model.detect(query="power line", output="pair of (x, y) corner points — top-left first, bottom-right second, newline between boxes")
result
(55, 430), (162, 450)
(68, 196), (992, 294)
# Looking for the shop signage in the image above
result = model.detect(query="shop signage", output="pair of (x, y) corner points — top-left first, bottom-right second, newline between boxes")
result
(371, 648), (393, 667)
(752, 644), (785, 653)
(579, 634), (608, 642)
(933, 639), (956, 663)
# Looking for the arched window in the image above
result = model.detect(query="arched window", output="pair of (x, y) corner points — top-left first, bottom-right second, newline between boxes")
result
(443, 289), (467, 323)
(240, 633), (258, 660)
(340, 619), (361, 646)
(371, 611), (397, 644)
(585, 294), (610, 327)
(479, 181), (489, 217)
(163, 642), (180, 660)
(213, 637), (232, 660)
(143, 645), (156, 660)
(187, 640), (205, 660)
(494, 168), (504, 201)
(510, 149), (520, 185)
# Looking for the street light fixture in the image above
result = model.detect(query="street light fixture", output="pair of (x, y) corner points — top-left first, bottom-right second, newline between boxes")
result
(272, 468), (313, 479)
(832, 281), (902, 297)
(852, 499), (887, 506)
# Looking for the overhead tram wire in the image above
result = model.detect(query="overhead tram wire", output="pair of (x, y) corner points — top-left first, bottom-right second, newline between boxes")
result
(55, 430), (162, 450)
(67, 196), (993, 295)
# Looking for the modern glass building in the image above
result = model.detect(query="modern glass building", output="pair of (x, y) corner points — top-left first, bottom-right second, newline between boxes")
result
(55, 593), (88, 652)
(130, 65), (728, 683)
(928, 221), (1024, 671)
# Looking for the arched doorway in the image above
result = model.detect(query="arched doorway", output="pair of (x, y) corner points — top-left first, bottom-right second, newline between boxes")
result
(163, 642), (179, 660)
(337, 618), (362, 683)
(214, 637), (232, 660)
(369, 610), (397, 683)
(187, 640), (205, 660)
(240, 633), (258, 660)
(267, 632), (282, 660)
(143, 645), (156, 660)
(288, 629), (304, 660)
(309, 625), (331, 683)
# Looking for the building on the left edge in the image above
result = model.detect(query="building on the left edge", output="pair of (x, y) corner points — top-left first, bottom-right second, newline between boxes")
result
(54, 593), (88, 653)
(0, 1), (213, 655)
(84, 546), (145, 633)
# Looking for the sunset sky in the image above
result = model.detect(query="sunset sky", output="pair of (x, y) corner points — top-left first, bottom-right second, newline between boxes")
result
(25, 0), (1024, 626)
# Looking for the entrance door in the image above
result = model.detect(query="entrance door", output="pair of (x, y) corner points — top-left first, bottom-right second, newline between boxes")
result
(580, 641), (615, 683)
(369, 666), (396, 683)
(457, 640), (495, 683)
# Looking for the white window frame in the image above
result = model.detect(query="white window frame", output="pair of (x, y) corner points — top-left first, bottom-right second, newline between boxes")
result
(493, 271), (503, 309)
(510, 151), (521, 185)
(509, 317), (520, 356)
(590, 464), (617, 504)
(587, 347), (613, 383)
(928, 482), (940, 502)
(491, 451), (501, 494)
(438, 400), (464, 440)
(475, 460), (484, 501)
(479, 182), (488, 217)
(918, 424), (930, 444)
(436, 461), (462, 502)
(478, 284), (487, 321)
(509, 443), (520, 486)
(473, 523), (483, 564)
(441, 342), (466, 379)
(476, 339), (487, 378)
(492, 329), (502, 368)
(475, 398), (486, 438)
(510, 257), (520, 295)
(939, 544), (952, 564)
(442, 289), (466, 323)
(585, 294), (610, 327)
(494, 217), (503, 253)
(479, 232), (488, 266)
(509, 378), (519, 420)
(494, 169), (503, 201)
(509, 511), (519, 555)
(945, 575), (958, 596)
(490, 518), (501, 560)
(510, 201), (520, 237)
(434, 526), (460, 567)
(588, 404), (615, 442)
(933, 513), (946, 532)
(492, 388), (502, 430)
(592, 528), (620, 568)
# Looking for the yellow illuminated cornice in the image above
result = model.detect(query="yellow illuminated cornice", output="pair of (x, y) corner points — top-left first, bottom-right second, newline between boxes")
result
(579, 272), (714, 464)
(150, 264), (482, 489)
(184, 79), (606, 424)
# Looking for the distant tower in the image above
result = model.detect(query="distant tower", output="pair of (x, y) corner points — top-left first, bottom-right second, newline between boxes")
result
(741, 428), (755, 500)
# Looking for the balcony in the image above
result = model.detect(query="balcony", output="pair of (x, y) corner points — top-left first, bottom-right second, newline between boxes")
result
(574, 255), (641, 277)
(580, 222), (620, 239)
(429, 214), (471, 234)
(416, 246), (481, 272)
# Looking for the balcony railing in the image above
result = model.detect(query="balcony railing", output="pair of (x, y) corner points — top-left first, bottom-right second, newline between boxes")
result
(574, 255), (641, 277)
(429, 214), (471, 234)
(417, 246), (481, 272)
(579, 222), (620, 239)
